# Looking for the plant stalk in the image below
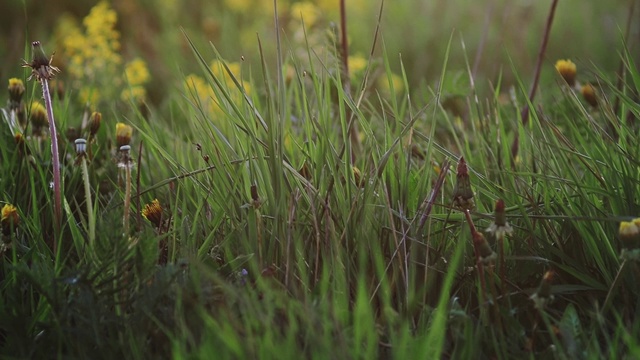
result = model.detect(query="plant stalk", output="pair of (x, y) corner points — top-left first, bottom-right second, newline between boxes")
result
(42, 79), (62, 231)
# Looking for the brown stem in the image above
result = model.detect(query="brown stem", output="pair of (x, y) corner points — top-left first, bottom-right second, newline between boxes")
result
(339, 0), (360, 161)
(464, 209), (486, 304)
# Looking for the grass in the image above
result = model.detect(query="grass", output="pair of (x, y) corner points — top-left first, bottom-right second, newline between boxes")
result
(1, 0), (640, 359)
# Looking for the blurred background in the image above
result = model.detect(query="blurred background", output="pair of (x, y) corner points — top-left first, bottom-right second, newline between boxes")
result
(0, 0), (637, 106)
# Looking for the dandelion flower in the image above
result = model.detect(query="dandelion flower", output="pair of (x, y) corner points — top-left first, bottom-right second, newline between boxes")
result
(142, 199), (163, 228)
(555, 59), (577, 87)
(8, 78), (25, 105)
(115, 122), (133, 147)
(30, 101), (48, 136)
(1, 204), (19, 236)
(619, 220), (640, 250)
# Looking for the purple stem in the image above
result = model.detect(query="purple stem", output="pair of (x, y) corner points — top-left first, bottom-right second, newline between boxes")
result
(42, 79), (62, 230)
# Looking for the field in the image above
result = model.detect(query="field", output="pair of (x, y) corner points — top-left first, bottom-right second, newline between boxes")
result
(1, 0), (640, 358)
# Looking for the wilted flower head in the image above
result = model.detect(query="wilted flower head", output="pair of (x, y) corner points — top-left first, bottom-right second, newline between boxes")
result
(555, 59), (577, 87)
(352, 166), (366, 188)
(473, 231), (496, 264)
(452, 157), (474, 210)
(23, 41), (60, 82)
(88, 111), (102, 137)
(581, 83), (597, 107)
(142, 199), (163, 228)
(115, 122), (132, 147)
(530, 270), (555, 309)
(1, 204), (20, 236)
(486, 199), (513, 239)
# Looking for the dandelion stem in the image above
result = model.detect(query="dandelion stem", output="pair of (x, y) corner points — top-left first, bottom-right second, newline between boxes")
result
(42, 79), (62, 232)
(464, 209), (487, 304)
(80, 157), (95, 247)
(124, 164), (131, 237)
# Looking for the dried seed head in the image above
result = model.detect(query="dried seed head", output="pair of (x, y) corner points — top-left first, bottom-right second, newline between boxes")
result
(555, 59), (577, 87)
(251, 184), (259, 202)
(23, 41), (60, 82)
(486, 199), (513, 239)
(452, 157), (474, 210)
(250, 184), (262, 209)
(142, 199), (164, 228)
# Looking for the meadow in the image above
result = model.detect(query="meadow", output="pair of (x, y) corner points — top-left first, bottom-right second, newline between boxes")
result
(1, 0), (639, 358)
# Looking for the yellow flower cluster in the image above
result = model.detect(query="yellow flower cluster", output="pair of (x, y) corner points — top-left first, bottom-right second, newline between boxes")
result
(62, 2), (121, 83)
(184, 60), (251, 118)
(56, 2), (150, 106)
(290, 2), (321, 28)
(122, 58), (150, 103)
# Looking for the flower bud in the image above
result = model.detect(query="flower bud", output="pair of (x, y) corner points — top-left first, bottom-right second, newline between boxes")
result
(555, 59), (577, 87)
(115, 122), (133, 147)
(452, 157), (474, 210)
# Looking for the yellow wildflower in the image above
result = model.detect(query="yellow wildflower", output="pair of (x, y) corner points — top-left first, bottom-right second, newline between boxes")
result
(555, 59), (577, 87)
(142, 199), (163, 228)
